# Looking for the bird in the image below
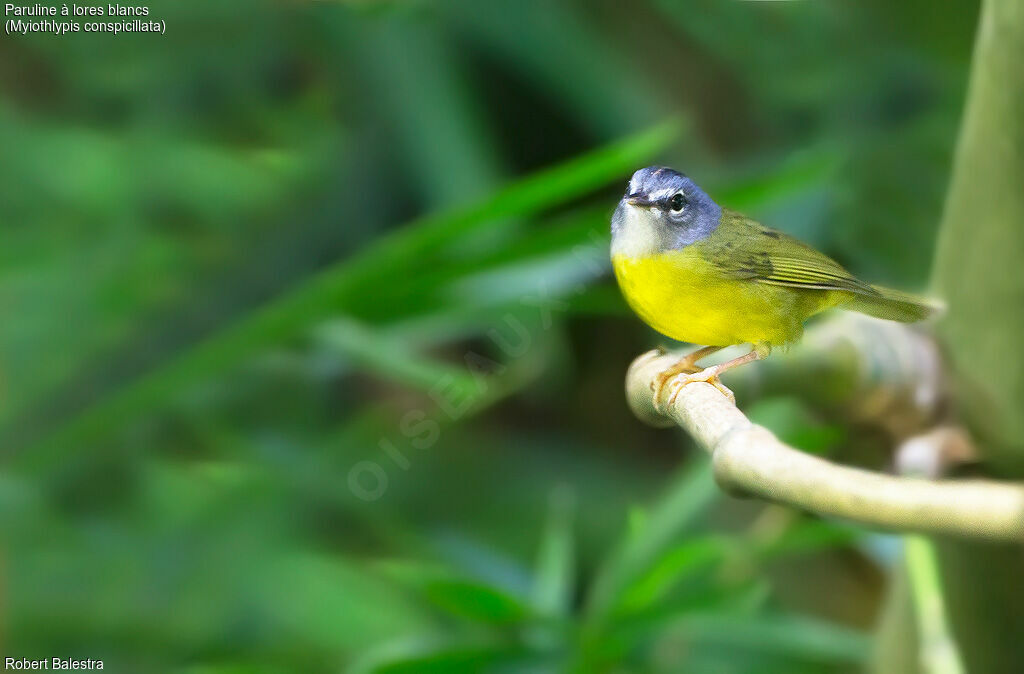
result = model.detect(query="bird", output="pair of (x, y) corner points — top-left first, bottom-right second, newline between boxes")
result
(610, 166), (938, 410)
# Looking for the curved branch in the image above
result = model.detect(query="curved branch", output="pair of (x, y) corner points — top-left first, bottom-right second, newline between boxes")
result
(626, 350), (1024, 542)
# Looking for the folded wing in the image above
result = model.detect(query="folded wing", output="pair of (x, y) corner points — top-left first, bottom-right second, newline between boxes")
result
(710, 210), (878, 296)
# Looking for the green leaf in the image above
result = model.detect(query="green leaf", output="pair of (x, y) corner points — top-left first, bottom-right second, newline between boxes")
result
(423, 580), (529, 625)
(316, 319), (480, 398)
(347, 635), (533, 674)
(607, 608), (871, 668)
(376, 560), (530, 625)
(618, 518), (858, 616)
(618, 535), (733, 614)
(339, 13), (504, 208)
(667, 612), (872, 664)
(16, 120), (680, 468)
(584, 456), (719, 625)
(530, 485), (576, 618)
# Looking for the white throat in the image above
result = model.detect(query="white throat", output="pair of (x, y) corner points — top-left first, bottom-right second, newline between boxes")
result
(611, 203), (662, 259)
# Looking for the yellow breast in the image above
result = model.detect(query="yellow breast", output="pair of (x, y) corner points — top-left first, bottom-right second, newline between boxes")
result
(612, 249), (818, 347)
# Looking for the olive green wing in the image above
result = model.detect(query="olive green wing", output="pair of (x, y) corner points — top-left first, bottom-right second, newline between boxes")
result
(707, 210), (878, 295)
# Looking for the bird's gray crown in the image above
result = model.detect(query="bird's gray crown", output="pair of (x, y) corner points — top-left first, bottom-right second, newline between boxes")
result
(626, 166), (691, 201)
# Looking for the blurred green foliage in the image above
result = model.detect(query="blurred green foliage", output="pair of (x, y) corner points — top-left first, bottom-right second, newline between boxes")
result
(0, 0), (976, 671)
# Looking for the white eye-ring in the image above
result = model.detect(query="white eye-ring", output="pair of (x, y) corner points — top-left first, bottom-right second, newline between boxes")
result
(669, 193), (687, 211)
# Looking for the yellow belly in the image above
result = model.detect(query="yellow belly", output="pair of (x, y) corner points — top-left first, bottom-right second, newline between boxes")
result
(612, 250), (836, 347)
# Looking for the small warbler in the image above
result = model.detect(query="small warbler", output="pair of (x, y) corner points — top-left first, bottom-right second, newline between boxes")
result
(611, 166), (937, 408)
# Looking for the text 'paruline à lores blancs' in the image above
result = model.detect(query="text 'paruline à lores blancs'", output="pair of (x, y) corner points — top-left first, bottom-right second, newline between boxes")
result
(4, 3), (165, 36)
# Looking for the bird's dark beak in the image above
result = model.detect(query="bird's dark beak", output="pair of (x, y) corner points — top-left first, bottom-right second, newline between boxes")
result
(626, 194), (656, 208)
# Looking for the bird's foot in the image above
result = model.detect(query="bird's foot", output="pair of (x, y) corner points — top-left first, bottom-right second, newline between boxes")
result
(666, 366), (736, 406)
(651, 362), (701, 413)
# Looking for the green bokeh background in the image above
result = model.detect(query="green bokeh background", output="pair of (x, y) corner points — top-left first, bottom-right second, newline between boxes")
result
(0, 1), (979, 671)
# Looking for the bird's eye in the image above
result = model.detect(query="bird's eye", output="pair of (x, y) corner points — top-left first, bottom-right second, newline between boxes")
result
(669, 193), (687, 211)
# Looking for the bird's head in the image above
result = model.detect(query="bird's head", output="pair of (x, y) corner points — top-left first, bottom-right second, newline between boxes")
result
(610, 166), (721, 258)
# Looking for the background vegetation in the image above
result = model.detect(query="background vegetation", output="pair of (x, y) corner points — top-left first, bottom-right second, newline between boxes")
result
(0, 0), (989, 671)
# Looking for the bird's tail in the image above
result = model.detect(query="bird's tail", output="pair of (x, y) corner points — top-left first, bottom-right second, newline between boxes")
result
(845, 285), (943, 323)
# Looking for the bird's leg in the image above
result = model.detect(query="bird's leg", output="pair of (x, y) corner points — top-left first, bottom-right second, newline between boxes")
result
(666, 343), (771, 407)
(651, 345), (724, 412)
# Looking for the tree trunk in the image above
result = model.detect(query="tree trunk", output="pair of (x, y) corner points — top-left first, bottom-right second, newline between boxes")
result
(904, 0), (1024, 670)
(932, 0), (1024, 473)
